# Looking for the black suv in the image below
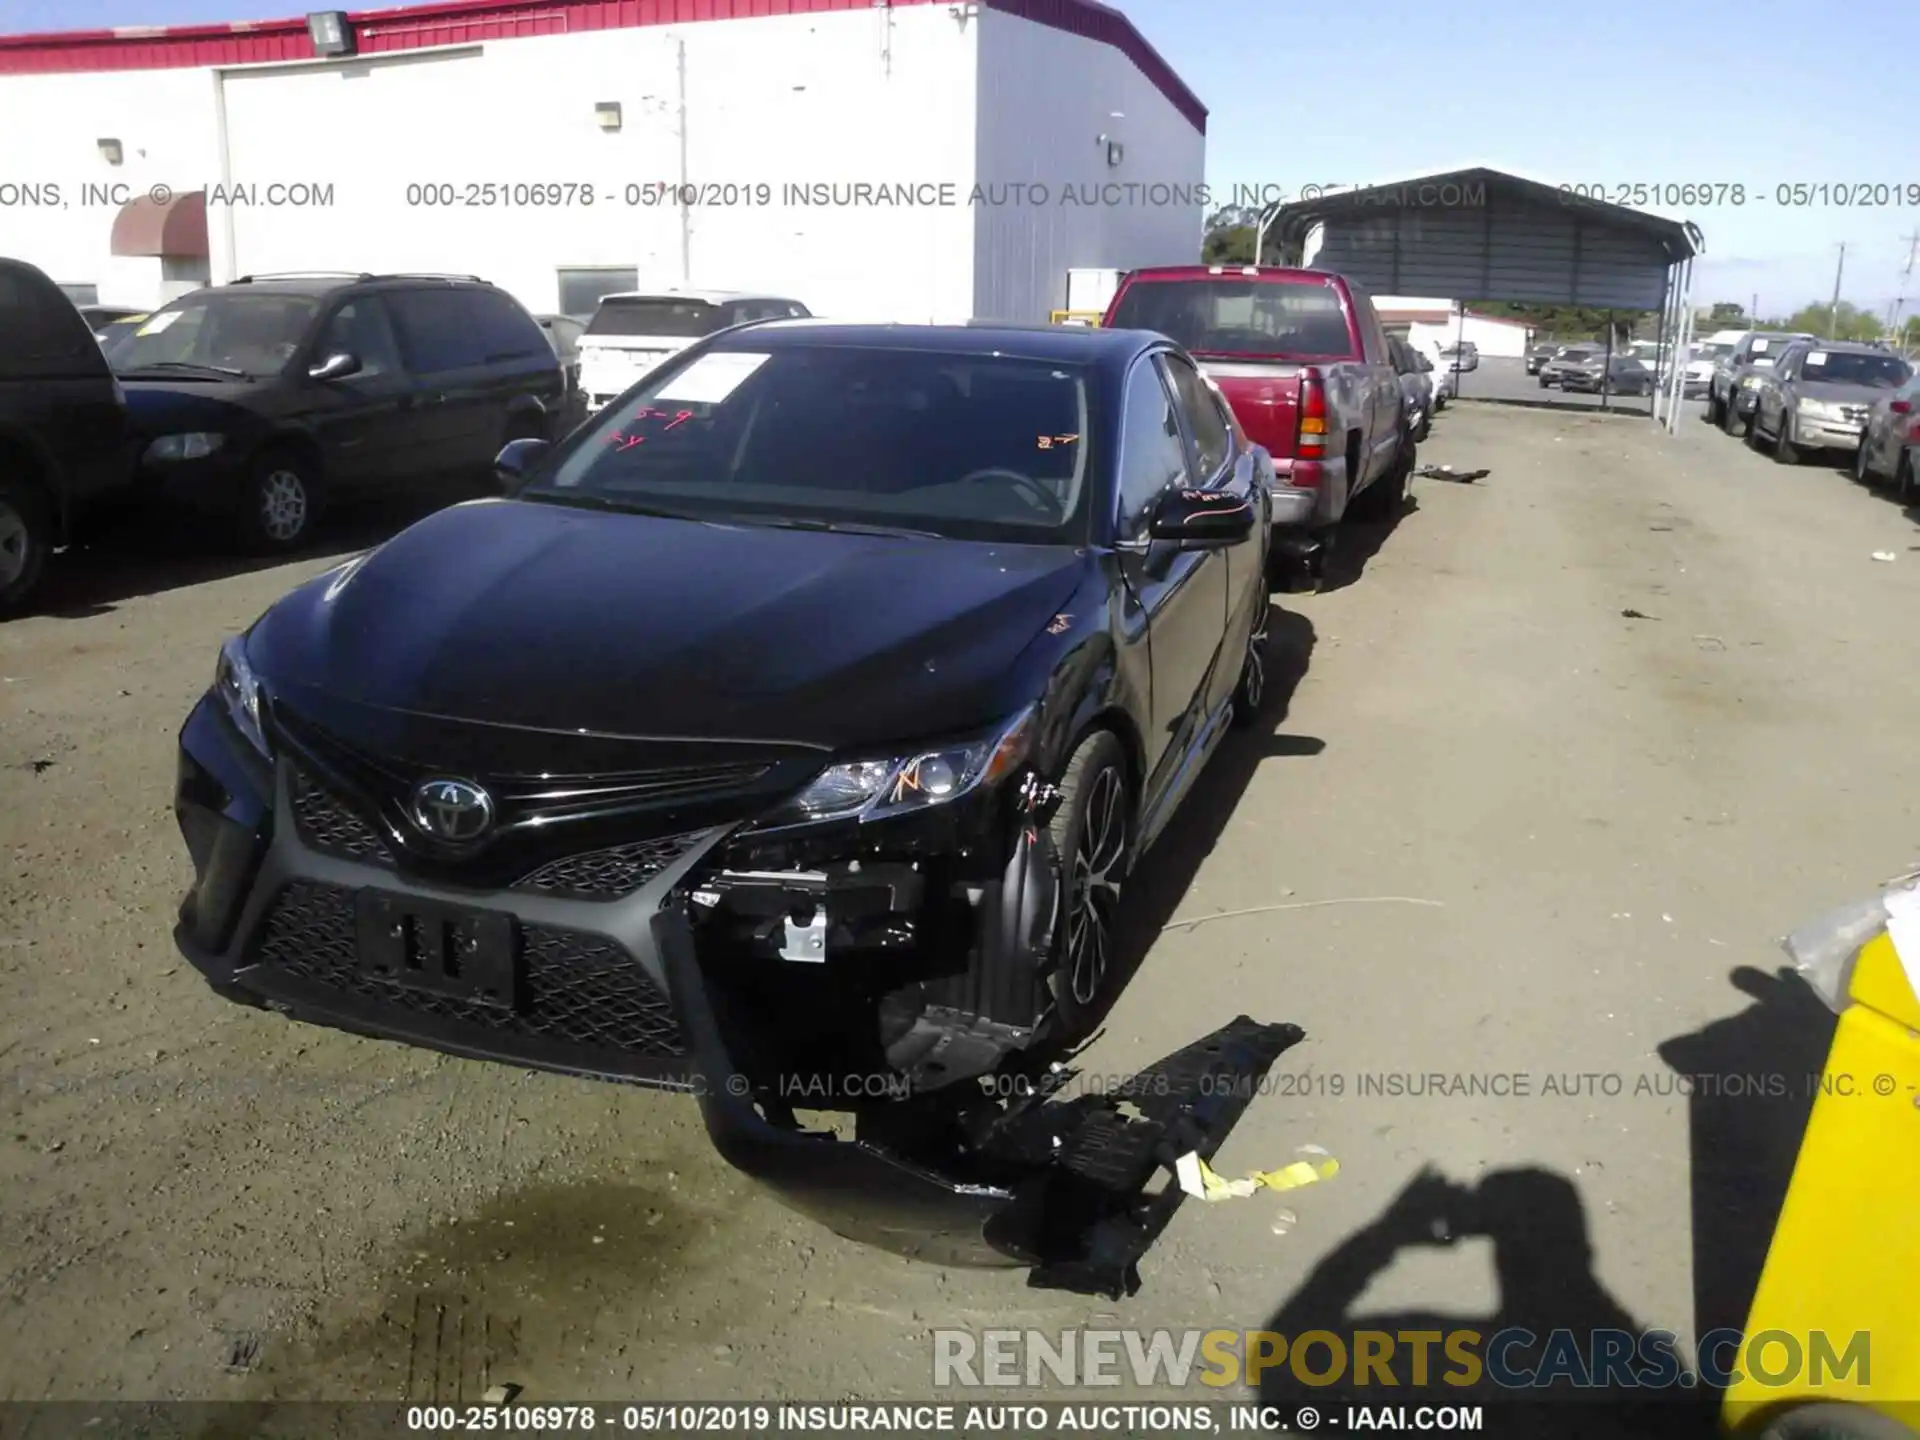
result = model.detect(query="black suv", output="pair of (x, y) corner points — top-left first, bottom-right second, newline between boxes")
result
(0, 257), (136, 613)
(111, 272), (565, 550)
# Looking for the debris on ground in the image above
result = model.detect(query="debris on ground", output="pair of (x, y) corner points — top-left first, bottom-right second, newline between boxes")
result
(1620, 609), (1657, 620)
(1175, 1145), (1339, 1202)
(1413, 465), (1489, 483)
(225, 1335), (259, 1372)
(1872, 551), (1898, 562)
(483, 1385), (522, 1406)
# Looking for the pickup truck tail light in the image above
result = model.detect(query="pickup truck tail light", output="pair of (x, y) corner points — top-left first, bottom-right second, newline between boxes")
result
(1293, 368), (1328, 489)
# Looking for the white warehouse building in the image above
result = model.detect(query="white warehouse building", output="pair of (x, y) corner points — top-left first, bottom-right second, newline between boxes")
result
(0, 0), (1207, 323)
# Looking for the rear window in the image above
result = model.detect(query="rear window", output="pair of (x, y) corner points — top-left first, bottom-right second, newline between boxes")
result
(1107, 279), (1353, 359)
(586, 298), (727, 339)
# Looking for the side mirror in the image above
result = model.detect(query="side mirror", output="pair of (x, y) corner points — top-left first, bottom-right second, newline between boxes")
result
(1149, 487), (1255, 549)
(309, 351), (362, 382)
(495, 436), (551, 487)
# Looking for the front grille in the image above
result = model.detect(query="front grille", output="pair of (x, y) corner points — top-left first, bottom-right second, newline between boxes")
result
(1839, 406), (1868, 424)
(250, 881), (686, 1061)
(289, 766), (395, 868)
(512, 830), (706, 900)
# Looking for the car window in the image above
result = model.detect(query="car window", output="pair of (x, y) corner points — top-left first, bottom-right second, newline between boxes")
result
(1800, 349), (1910, 388)
(530, 343), (1091, 545)
(313, 298), (403, 378)
(109, 289), (318, 378)
(1161, 353), (1232, 479)
(1108, 278), (1352, 359)
(387, 289), (495, 374)
(464, 288), (550, 362)
(1116, 356), (1189, 527)
(587, 297), (726, 339)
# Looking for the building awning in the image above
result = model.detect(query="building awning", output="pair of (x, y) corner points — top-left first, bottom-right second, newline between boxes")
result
(110, 187), (208, 258)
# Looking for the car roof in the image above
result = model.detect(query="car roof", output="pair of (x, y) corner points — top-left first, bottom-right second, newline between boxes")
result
(596, 288), (794, 304)
(1795, 340), (1890, 355)
(1120, 264), (1343, 286)
(705, 319), (1165, 370)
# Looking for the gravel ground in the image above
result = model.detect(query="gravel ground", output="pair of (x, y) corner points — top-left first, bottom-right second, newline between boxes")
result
(3, 405), (1918, 1410)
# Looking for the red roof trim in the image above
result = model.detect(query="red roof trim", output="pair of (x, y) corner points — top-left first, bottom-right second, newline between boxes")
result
(0, 0), (1205, 132)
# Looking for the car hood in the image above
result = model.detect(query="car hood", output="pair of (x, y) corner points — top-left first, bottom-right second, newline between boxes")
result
(1796, 380), (1894, 406)
(119, 378), (276, 434)
(252, 498), (1089, 751)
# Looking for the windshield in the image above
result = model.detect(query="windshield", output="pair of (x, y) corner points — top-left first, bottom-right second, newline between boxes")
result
(586, 298), (729, 339)
(1801, 350), (1911, 387)
(110, 291), (319, 377)
(1106, 279), (1351, 358)
(524, 344), (1093, 544)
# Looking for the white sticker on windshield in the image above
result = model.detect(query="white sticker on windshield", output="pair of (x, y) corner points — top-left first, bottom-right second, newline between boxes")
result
(655, 352), (770, 404)
(135, 311), (181, 335)
(1751, 339), (1771, 351)
(1807, 351), (1829, 366)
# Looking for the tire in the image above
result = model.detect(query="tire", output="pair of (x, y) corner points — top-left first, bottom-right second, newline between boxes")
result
(1706, 392), (1723, 425)
(1737, 1400), (1920, 1440)
(1898, 451), (1916, 505)
(1852, 435), (1874, 485)
(1231, 602), (1270, 729)
(1772, 411), (1800, 465)
(1046, 730), (1133, 1041)
(0, 479), (51, 616)
(1348, 437), (1411, 524)
(1724, 396), (1750, 437)
(235, 447), (321, 554)
(1745, 409), (1767, 450)
(1538, 376), (1551, 389)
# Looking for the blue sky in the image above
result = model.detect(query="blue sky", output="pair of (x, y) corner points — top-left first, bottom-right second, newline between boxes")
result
(5, 0), (1915, 318)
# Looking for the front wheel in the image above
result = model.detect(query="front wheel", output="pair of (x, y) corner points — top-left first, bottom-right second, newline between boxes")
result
(1772, 412), (1800, 465)
(1898, 451), (1916, 505)
(1046, 730), (1133, 1041)
(236, 449), (321, 553)
(1724, 397), (1749, 437)
(1853, 436), (1874, 484)
(0, 480), (51, 616)
(1232, 603), (1270, 729)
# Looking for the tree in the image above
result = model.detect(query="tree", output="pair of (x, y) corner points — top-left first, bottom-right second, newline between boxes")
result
(1775, 300), (1882, 342)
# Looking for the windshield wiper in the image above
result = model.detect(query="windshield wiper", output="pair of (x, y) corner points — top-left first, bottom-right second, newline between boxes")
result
(119, 360), (249, 379)
(517, 489), (712, 522)
(739, 515), (945, 540)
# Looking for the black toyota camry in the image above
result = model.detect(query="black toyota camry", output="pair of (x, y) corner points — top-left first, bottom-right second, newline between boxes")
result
(172, 320), (1280, 1273)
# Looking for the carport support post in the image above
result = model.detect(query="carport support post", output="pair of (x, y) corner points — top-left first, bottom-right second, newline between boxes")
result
(1453, 305), (1466, 396)
(1651, 274), (1670, 423)
(1600, 310), (1614, 412)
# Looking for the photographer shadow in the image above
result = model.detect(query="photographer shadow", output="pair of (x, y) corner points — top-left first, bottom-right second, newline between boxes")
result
(1256, 1167), (1718, 1438)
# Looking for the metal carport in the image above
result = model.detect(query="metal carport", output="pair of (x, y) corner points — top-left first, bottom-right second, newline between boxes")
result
(1263, 165), (1704, 430)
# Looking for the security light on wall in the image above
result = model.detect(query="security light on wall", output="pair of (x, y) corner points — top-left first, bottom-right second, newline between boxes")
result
(97, 138), (123, 165)
(306, 11), (354, 56)
(595, 102), (623, 132)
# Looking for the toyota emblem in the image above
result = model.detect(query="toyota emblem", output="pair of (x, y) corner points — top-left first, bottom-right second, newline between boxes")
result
(410, 778), (494, 842)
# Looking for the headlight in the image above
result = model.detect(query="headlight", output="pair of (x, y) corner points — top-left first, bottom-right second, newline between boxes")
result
(212, 634), (269, 757)
(1796, 397), (1834, 417)
(755, 705), (1037, 829)
(145, 432), (226, 462)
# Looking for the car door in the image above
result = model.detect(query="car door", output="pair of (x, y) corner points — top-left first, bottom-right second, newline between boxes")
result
(0, 260), (131, 517)
(296, 295), (416, 489)
(1762, 345), (1803, 433)
(381, 285), (528, 475)
(1347, 286), (1401, 485)
(1111, 350), (1231, 815)
(1162, 350), (1257, 720)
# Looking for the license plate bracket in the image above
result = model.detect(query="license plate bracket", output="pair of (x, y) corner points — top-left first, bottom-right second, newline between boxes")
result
(354, 891), (519, 1010)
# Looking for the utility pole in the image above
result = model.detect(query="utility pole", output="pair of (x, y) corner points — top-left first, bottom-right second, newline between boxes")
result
(1750, 292), (1759, 326)
(1888, 230), (1920, 340)
(1829, 242), (1846, 339)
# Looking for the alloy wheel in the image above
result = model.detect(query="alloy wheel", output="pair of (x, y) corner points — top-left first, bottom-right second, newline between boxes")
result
(1854, 439), (1871, 483)
(1065, 765), (1126, 1006)
(0, 501), (28, 589)
(1242, 612), (1269, 712)
(259, 470), (309, 543)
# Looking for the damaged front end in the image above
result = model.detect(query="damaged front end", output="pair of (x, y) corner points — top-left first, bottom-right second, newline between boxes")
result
(671, 702), (1077, 1097)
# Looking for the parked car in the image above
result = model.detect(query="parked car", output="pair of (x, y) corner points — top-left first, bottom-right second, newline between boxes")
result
(1707, 330), (1817, 433)
(78, 303), (145, 339)
(108, 271), (565, 551)
(1388, 334), (1432, 440)
(1852, 370), (1920, 500)
(0, 258), (136, 613)
(1561, 354), (1656, 397)
(1685, 336), (1738, 398)
(1746, 340), (1912, 465)
(1626, 341), (1670, 379)
(1102, 263), (1413, 588)
(1439, 340), (1478, 373)
(1425, 347), (1456, 407)
(1538, 344), (1606, 387)
(535, 313), (585, 389)
(1524, 345), (1556, 375)
(169, 320), (1275, 1259)
(577, 290), (810, 414)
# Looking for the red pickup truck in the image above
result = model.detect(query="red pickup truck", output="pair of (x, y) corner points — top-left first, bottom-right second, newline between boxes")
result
(1102, 264), (1413, 586)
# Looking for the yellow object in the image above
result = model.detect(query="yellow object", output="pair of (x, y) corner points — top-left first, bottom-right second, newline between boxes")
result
(1723, 931), (1920, 1434)
(1176, 1149), (1339, 1202)
(1049, 310), (1105, 327)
